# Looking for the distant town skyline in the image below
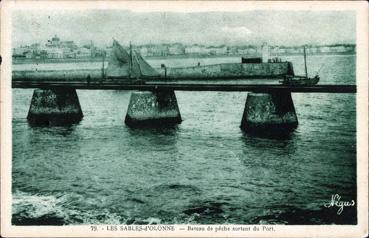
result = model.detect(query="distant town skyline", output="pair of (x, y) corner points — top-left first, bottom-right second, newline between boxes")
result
(13, 10), (355, 48)
(13, 33), (356, 61)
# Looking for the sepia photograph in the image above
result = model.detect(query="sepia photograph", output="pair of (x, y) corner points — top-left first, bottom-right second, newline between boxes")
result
(1, 1), (368, 237)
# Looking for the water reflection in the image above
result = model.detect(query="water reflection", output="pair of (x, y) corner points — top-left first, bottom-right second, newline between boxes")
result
(126, 125), (179, 137)
(28, 124), (78, 136)
(241, 126), (297, 140)
(126, 126), (179, 153)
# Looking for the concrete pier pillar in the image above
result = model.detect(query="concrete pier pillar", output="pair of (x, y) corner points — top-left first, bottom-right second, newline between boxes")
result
(27, 88), (83, 125)
(240, 92), (298, 133)
(125, 90), (182, 127)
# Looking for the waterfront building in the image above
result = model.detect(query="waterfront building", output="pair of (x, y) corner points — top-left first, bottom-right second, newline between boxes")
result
(139, 46), (149, 56)
(13, 47), (30, 57)
(46, 35), (61, 47)
(60, 41), (78, 50)
(319, 46), (331, 53)
(46, 48), (63, 58)
(168, 43), (185, 55)
(185, 44), (207, 55)
(75, 47), (91, 58)
(207, 46), (227, 55)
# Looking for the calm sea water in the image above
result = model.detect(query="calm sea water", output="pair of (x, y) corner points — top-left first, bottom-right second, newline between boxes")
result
(12, 55), (357, 225)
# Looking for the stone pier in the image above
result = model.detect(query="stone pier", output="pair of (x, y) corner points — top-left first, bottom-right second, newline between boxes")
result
(27, 88), (83, 125)
(125, 90), (182, 127)
(240, 92), (298, 133)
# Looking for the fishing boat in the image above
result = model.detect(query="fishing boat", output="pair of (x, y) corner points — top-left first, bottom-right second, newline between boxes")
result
(280, 74), (320, 86)
(279, 46), (320, 86)
(104, 40), (160, 82)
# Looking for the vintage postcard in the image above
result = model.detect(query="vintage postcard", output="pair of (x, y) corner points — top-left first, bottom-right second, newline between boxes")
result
(1, 0), (368, 237)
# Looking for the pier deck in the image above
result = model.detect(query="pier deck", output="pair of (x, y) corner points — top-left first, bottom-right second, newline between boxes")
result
(12, 81), (356, 93)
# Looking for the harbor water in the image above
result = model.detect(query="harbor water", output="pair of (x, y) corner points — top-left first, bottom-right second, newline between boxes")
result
(12, 55), (357, 225)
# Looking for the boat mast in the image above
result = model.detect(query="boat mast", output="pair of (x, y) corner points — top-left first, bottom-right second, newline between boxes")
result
(102, 50), (105, 79)
(129, 41), (133, 79)
(303, 45), (308, 78)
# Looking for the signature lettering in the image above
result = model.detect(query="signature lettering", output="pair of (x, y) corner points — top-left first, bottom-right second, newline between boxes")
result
(324, 194), (355, 215)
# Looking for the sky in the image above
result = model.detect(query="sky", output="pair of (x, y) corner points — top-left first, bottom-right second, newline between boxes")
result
(12, 10), (356, 48)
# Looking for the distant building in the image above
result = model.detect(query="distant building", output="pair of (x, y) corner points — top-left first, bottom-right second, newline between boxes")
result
(60, 41), (77, 50)
(330, 45), (347, 53)
(185, 45), (199, 54)
(46, 35), (61, 47)
(207, 46), (227, 55)
(145, 44), (169, 56)
(139, 46), (149, 56)
(236, 48), (247, 55)
(157, 45), (169, 56)
(289, 47), (302, 54)
(25, 51), (33, 59)
(105, 46), (113, 57)
(307, 46), (320, 54)
(168, 43), (185, 55)
(30, 43), (40, 49)
(228, 46), (238, 55)
(76, 47), (91, 58)
(13, 47), (29, 57)
(46, 48), (63, 58)
(185, 44), (207, 55)
(319, 46), (331, 53)
(270, 46), (280, 56)
(61, 47), (76, 58)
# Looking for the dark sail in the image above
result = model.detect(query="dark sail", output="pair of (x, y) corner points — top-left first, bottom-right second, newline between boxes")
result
(106, 40), (159, 79)
(133, 51), (160, 77)
(106, 40), (131, 78)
